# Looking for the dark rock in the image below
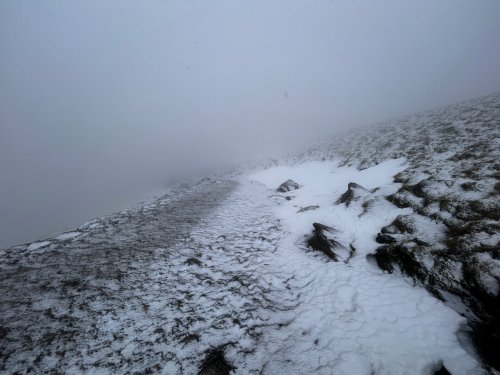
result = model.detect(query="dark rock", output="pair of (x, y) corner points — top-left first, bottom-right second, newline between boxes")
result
(348, 182), (364, 190)
(381, 226), (392, 234)
(386, 192), (413, 209)
(307, 230), (338, 261)
(433, 364), (452, 375)
(307, 223), (346, 262)
(376, 233), (396, 244)
(285, 196), (293, 201)
(413, 238), (430, 246)
(312, 222), (336, 233)
(199, 348), (234, 375)
(336, 182), (371, 207)
(461, 181), (477, 191)
(471, 314), (500, 372)
(403, 179), (453, 204)
(277, 179), (300, 193)
(185, 257), (202, 266)
(297, 205), (319, 213)
(382, 215), (416, 235)
(405, 179), (431, 198)
(393, 172), (409, 184)
(181, 333), (200, 344)
(360, 199), (375, 216)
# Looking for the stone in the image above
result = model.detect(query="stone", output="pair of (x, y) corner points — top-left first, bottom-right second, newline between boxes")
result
(297, 205), (320, 213)
(277, 179), (300, 193)
(336, 182), (371, 207)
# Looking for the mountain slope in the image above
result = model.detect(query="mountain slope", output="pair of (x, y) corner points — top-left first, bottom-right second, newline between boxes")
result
(281, 92), (499, 372)
(298, 92), (500, 371)
(0, 93), (498, 374)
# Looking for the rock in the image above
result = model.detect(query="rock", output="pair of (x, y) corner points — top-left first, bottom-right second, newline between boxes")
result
(307, 223), (353, 262)
(185, 257), (202, 266)
(181, 333), (200, 344)
(404, 179), (452, 200)
(433, 365), (452, 375)
(381, 215), (417, 235)
(312, 222), (336, 233)
(307, 225), (339, 261)
(199, 348), (234, 375)
(376, 233), (396, 244)
(297, 205), (319, 213)
(277, 179), (300, 193)
(413, 238), (430, 246)
(336, 182), (372, 207)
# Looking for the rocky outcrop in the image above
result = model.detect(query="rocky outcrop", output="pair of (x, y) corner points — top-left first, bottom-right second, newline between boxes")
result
(277, 179), (300, 193)
(199, 348), (234, 375)
(307, 223), (354, 262)
(290, 92), (500, 373)
(374, 195), (500, 371)
(336, 182), (373, 207)
(307, 223), (340, 261)
(375, 233), (396, 244)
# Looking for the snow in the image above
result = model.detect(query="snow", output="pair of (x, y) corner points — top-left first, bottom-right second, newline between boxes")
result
(247, 158), (482, 374)
(250, 158), (408, 256)
(1, 158), (484, 374)
(3, 92), (499, 373)
(27, 241), (51, 251)
(55, 231), (81, 241)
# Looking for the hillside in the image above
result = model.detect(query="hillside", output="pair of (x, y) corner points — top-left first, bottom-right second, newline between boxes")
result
(297, 92), (500, 372)
(1, 93), (498, 374)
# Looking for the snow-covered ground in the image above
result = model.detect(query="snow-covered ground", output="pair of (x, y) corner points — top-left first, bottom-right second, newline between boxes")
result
(0, 163), (484, 374)
(1, 93), (498, 374)
(246, 159), (481, 374)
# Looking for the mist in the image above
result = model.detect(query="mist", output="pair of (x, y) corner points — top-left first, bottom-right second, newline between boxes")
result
(1, 0), (500, 248)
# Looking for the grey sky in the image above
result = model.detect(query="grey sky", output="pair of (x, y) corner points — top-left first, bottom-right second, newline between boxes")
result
(1, 0), (500, 248)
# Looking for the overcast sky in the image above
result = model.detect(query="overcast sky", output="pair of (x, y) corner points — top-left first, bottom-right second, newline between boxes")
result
(1, 0), (500, 248)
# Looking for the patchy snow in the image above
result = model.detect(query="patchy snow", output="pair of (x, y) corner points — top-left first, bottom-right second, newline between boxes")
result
(55, 232), (81, 241)
(2, 92), (498, 374)
(27, 241), (51, 251)
(0, 167), (483, 374)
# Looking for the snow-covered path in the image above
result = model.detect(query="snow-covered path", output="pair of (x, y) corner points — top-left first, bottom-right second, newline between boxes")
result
(0, 161), (484, 374)
(0, 179), (295, 374)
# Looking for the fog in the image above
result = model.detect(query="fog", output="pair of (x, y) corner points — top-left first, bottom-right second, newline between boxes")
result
(1, 0), (499, 248)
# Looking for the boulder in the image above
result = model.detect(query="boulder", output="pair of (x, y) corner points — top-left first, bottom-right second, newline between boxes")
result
(277, 179), (300, 193)
(336, 182), (372, 207)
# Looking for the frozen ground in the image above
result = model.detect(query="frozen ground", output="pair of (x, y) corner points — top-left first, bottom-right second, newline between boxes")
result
(246, 159), (481, 375)
(0, 167), (482, 374)
(1, 93), (498, 374)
